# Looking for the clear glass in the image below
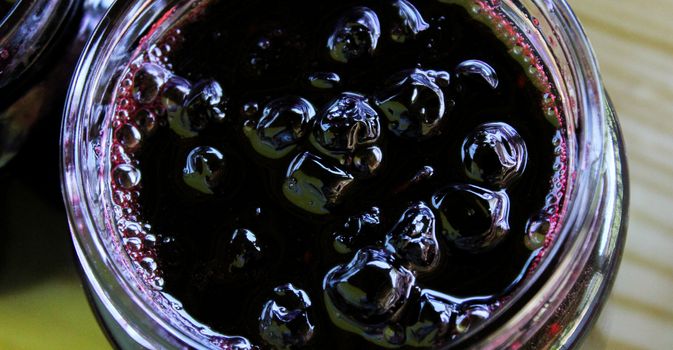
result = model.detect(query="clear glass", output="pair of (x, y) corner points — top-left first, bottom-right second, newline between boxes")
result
(0, 0), (83, 166)
(61, 0), (628, 348)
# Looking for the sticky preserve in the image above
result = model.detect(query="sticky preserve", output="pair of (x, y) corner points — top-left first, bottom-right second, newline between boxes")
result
(106, 0), (567, 348)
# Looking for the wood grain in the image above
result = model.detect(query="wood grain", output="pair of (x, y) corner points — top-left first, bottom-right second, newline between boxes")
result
(568, 0), (673, 349)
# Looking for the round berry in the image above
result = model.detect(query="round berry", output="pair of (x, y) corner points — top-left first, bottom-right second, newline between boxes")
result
(432, 184), (510, 253)
(375, 69), (452, 139)
(384, 202), (440, 272)
(461, 122), (527, 188)
(311, 92), (381, 159)
(455, 59), (499, 91)
(327, 7), (381, 63)
(308, 72), (341, 89)
(182, 146), (226, 195)
(389, 0), (429, 43)
(323, 248), (415, 324)
(184, 79), (228, 123)
(282, 152), (355, 215)
(332, 207), (382, 254)
(226, 228), (263, 272)
(352, 146), (384, 178)
(405, 290), (458, 347)
(244, 96), (316, 159)
(259, 283), (315, 349)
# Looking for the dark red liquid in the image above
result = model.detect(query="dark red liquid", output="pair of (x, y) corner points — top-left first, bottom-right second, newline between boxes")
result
(108, 0), (567, 348)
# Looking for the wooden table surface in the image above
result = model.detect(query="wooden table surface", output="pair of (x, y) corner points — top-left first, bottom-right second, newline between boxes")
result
(1, 0), (672, 349)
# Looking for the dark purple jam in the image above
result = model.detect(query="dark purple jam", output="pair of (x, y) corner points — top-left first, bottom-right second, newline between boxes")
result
(107, 0), (567, 348)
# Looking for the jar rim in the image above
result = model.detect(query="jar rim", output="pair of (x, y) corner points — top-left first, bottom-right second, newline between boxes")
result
(0, 0), (79, 88)
(61, 0), (610, 348)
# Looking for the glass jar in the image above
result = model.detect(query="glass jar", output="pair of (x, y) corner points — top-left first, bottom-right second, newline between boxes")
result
(0, 0), (112, 167)
(61, 0), (628, 348)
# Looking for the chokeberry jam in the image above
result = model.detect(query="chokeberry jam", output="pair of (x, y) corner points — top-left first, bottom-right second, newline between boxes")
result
(107, 0), (567, 348)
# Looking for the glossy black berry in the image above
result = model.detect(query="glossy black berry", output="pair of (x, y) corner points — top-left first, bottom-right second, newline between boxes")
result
(225, 228), (263, 272)
(432, 184), (510, 253)
(384, 202), (440, 272)
(375, 69), (453, 139)
(455, 59), (499, 92)
(324, 248), (415, 324)
(259, 283), (315, 349)
(311, 92), (381, 160)
(182, 146), (226, 194)
(245, 96), (316, 159)
(405, 290), (458, 347)
(461, 122), (527, 188)
(327, 7), (381, 63)
(283, 152), (355, 215)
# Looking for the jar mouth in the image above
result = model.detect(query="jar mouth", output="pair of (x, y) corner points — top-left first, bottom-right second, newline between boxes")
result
(61, 0), (607, 348)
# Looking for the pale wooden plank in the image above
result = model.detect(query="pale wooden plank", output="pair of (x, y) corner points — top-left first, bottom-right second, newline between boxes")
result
(568, 0), (673, 349)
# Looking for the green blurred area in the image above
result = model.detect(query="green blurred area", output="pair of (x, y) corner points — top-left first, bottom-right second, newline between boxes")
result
(0, 96), (109, 348)
(0, 279), (108, 349)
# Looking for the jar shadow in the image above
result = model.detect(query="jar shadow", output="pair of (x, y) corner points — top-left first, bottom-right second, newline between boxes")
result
(0, 112), (76, 294)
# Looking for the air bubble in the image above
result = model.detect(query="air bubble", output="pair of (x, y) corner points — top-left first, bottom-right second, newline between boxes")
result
(244, 28), (304, 78)
(140, 257), (158, 273)
(115, 124), (142, 151)
(133, 63), (169, 104)
(144, 234), (157, 248)
(134, 109), (158, 135)
(525, 214), (552, 251)
(242, 102), (259, 116)
(114, 164), (141, 189)
(124, 237), (143, 252)
(455, 305), (490, 334)
(150, 276), (165, 290)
